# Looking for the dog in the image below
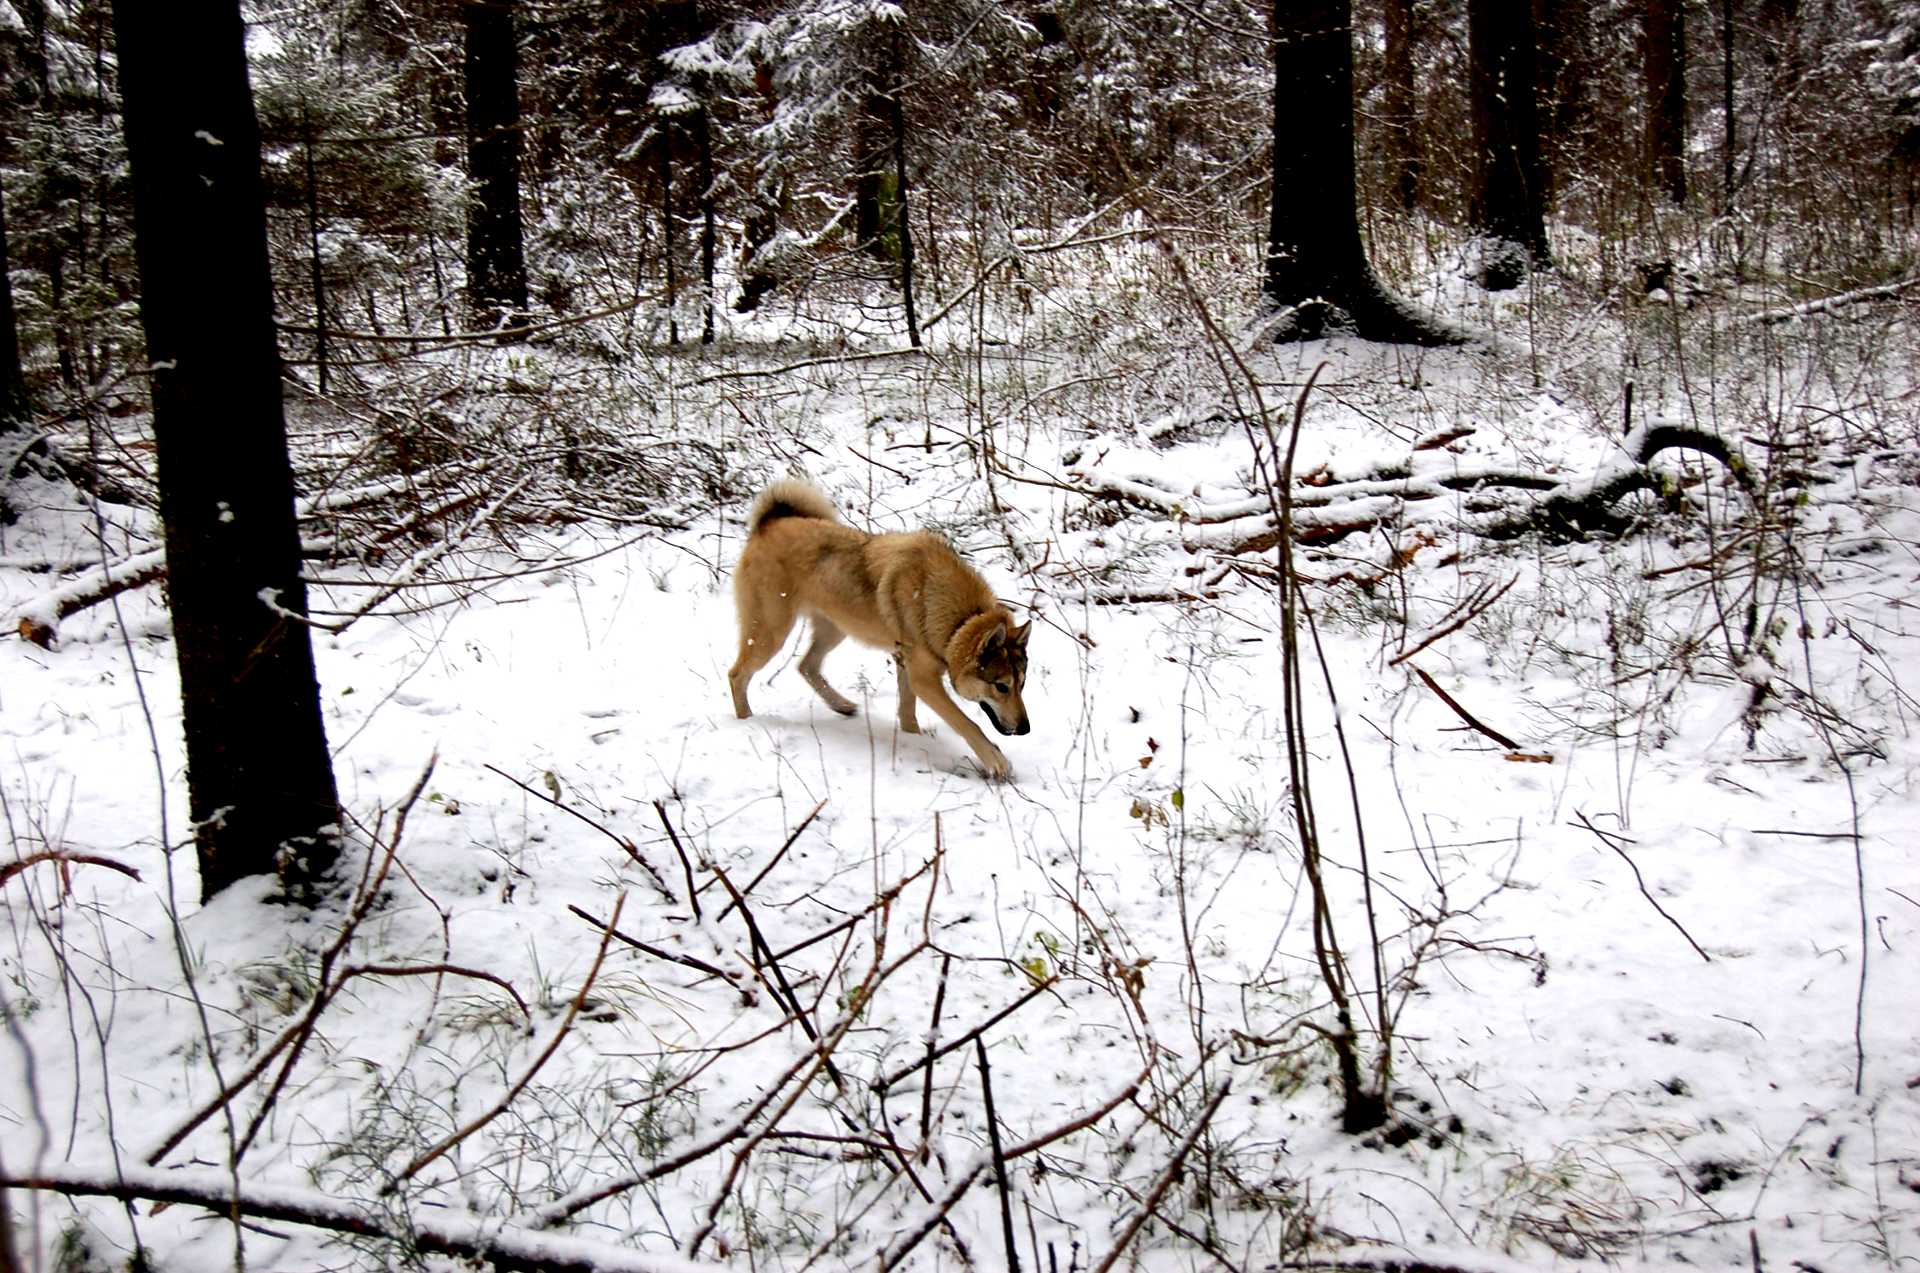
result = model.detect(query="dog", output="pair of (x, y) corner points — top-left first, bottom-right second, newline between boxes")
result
(728, 480), (1031, 779)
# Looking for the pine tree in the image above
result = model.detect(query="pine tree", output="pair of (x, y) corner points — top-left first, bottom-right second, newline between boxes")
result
(1265, 0), (1455, 344)
(110, 0), (342, 902)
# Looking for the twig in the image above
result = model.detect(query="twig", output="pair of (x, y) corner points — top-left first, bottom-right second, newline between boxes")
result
(873, 1061), (1153, 1270)
(1090, 1076), (1232, 1273)
(977, 1039), (1021, 1273)
(920, 953), (952, 1148)
(708, 865), (845, 1090)
(485, 764), (674, 902)
(681, 933), (912, 1260)
(565, 904), (745, 989)
(1389, 575), (1518, 666)
(873, 975), (1059, 1091)
(391, 893), (627, 1187)
(1409, 665), (1522, 751)
(654, 801), (701, 919)
(713, 798), (828, 921)
(770, 852), (940, 961)
(148, 757), (437, 1167)
(1571, 811), (1711, 962)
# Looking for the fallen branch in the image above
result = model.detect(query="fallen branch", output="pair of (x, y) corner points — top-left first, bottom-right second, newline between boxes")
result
(1409, 666), (1522, 752)
(0, 1160), (713, 1273)
(8, 548), (167, 648)
(1744, 274), (1920, 325)
(0, 850), (142, 890)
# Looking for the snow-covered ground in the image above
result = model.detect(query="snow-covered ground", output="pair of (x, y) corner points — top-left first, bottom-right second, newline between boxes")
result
(2, 277), (1917, 1272)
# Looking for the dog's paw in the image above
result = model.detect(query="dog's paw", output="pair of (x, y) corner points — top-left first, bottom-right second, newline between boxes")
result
(976, 746), (1012, 781)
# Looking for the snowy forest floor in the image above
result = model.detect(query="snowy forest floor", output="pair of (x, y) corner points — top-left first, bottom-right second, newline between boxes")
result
(3, 240), (1919, 1273)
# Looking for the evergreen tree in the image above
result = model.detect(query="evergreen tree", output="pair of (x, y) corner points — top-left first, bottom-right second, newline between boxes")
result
(463, 0), (529, 328)
(110, 0), (342, 902)
(1643, 0), (1689, 203)
(1467, 0), (1551, 288)
(1264, 0), (1454, 344)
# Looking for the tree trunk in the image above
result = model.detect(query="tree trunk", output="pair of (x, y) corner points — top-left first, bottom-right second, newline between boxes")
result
(885, 32), (921, 347)
(1643, 0), (1689, 204)
(698, 104), (717, 345)
(0, 178), (30, 426)
(1468, 0), (1551, 288)
(661, 126), (679, 346)
(463, 0), (530, 330)
(735, 59), (784, 313)
(1382, 0), (1421, 213)
(1264, 0), (1455, 344)
(109, 0), (341, 903)
(1534, 0), (1592, 201)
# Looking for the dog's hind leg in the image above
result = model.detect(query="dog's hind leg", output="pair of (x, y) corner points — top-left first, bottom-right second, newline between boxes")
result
(798, 618), (858, 716)
(729, 587), (797, 719)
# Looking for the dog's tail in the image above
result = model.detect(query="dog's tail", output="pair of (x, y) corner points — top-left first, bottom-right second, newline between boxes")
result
(746, 480), (840, 536)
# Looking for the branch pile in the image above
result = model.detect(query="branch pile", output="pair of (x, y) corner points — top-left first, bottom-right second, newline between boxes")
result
(1054, 420), (1755, 599)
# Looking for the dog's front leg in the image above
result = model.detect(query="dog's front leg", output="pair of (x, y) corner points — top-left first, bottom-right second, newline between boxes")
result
(903, 648), (1010, 779)
(893, 648), (921, 734)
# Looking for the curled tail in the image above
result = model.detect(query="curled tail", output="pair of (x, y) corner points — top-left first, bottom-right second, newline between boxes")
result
(746, 479), (839, 536)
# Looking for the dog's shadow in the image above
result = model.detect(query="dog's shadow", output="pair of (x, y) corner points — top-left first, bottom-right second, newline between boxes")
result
(743, 696), (998, 780)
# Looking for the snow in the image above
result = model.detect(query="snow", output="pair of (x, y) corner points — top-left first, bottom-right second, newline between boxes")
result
(2, 285), (1918, 1273)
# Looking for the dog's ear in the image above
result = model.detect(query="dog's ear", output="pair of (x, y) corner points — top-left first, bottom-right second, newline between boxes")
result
(1010, 620), (1031, 647)
(983, 621), (1007, 656)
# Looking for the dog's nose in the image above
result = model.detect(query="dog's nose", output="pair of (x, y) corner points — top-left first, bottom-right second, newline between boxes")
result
(1015, 720), (1031, 735)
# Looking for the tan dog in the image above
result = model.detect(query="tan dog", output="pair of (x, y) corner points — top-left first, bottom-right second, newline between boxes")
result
(728, 480), (1031, 779)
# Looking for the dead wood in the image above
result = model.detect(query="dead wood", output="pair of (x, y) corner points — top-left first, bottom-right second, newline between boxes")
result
(1058, 420), (1756, 596)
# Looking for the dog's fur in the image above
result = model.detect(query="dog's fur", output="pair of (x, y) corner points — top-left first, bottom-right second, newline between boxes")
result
(728, 480), (1031, 779)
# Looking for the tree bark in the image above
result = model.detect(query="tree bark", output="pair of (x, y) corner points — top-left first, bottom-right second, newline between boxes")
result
(1643, 0), (1689, 204)
(1468, 0), (1551, 288)
(463, 0), (530, 329)
(0, 178), (30, 426)
(1382, 0), (1422, 212)
(1264, 0), (1455, 344)
(1534, 0), (1592, 201)
(110, 0), (341, 902)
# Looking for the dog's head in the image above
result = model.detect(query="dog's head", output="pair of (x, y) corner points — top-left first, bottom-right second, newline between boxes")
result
(953, 618), (1031, 737)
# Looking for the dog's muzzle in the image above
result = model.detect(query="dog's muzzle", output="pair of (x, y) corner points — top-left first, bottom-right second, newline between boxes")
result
(980, 702), (1030, 736)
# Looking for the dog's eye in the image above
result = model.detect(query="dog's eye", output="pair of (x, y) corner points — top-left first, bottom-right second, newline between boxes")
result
(995, 681), (1011, 694)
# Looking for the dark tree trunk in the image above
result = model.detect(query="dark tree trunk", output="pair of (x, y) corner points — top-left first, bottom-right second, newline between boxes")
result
(1264, 0), (1455, 344)
(884, 33), (920, 347)
(661, 126), (679, 346)
(853, 82), (898, 263)
(302, 104), (329, 395)
(698, 105), (716, 345)
(1382, 0), (1422, 213)
(1468, 0), (1551, 289)
(1721, 0), (1736, 210)
(109, 0), (341, 903)
(1534, 0), (1592, 200)
(735, 60), (784, 313)
(1643, 0), (1689, 204)
(0, 179), (30, 426)
(463, 0), (529, 329)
